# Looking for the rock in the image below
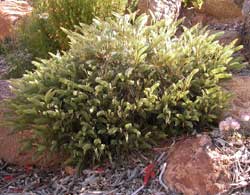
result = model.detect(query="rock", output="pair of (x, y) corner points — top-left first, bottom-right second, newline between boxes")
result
(242, 0), (250, 16)
(181, 7), (243, 46)
(200, 0), (243, 19)
(222, 76), (250, 132)
(0, 119), (34, 165)
(0, 114), (63, 167)
(0, 113), (62, 168)
(0, 13), (11, 40)
(182, 7), (244, 26)
(0, 0), (32, 23)
(242, 0), (250, 51)
(0, 88), (63, 167)
(0, 0), (32, 40)
(0, 119), (63, 168)
(164, 135), (230, 195)
(211, 29), (241, 45)
(65, 166), (77, 175)
(136, 0), (182, 22)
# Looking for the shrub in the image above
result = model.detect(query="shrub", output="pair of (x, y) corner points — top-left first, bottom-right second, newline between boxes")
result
(5, 13), (243, 167)
(7, 0), (127, 78)
(17, 13), (57, 59)
(18, 0), (127, 55)
(0, 38), (34, 78)
(183, 0), (204, 8)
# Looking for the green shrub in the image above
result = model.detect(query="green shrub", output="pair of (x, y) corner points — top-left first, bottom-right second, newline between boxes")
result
(5, 13), (243, 167)
(18, 0), (127, 55)
(0, 38), (13, 55)
(183, 0), (204, 8)
(17, 14), (58, 59)
(7, 0), (127, 78)
(0, 38), (34, 79)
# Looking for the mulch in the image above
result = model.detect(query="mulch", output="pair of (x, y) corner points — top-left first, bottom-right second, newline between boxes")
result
(0, 56), (11, 101)
(0, 149), (178, 195)
(211, 134), (250, 195)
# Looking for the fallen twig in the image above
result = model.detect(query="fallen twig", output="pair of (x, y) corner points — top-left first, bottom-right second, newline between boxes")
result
(159, 163), (168, 192)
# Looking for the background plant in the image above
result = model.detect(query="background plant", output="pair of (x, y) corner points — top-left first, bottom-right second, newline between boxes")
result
(183, 0), (204, 8)
(3, 0), (127, 78)
(0, 38), (34, 79)
(18, 0), (128, 55)
(5, 13), (243, 167)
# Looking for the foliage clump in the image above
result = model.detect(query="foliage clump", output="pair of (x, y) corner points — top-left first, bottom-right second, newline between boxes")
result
(19, 0), (127, 55)
(183, 0), (204, 8)
(5, 13), (243, 166)
(4, 0), (127, 78)
(0, 38), (34, 79)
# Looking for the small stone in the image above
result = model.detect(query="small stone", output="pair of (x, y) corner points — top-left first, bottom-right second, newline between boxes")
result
(222, 76), (250, 133)
(241, 113), (250, 121)
(200, 0), (243, 19)
(64, 166), (77, 175)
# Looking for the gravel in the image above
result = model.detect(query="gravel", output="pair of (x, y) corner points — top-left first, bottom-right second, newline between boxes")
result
(0, 151), (178, 195)
(0, 56), (11, 101)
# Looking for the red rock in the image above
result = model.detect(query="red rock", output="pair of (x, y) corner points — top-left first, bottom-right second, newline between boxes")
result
(0, 13), (11, 40)
(164, 135), (230, 195)
(0, 109), (64, 168)
(0, 0), (32, 40)
(211, 29), (241, 45)
(0, 81), (62, 167)
(181, 7), (242, 46)
(222, 76), (250, 132)
(201, 0), (243, 19)
(0, 0), (32, 23)
(136, 0), (182, 22)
